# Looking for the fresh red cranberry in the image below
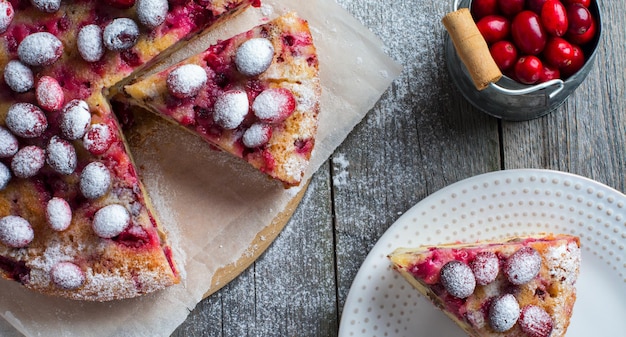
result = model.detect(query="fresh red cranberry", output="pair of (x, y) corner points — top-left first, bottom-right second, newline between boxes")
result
(566, 15), (596, 45)
(543, 37), (574, 68)
(36, 76), (64, 111)
(538, 63), (560, 82)
(511, 11), (547, 55)
(476, 15), (510, 44)
(504, 246), (541, 285)
(566, 3), (592, 35)
(562, 0), (590, 7)
(514, 56), (543, 84)
(519, 305), (554, 337)
(489, 40), (518, 70)
(104, 0), (135, 9)
(527, 0), (549, 14)
(471, 0), (499, 20)
(541, 0), (569, 37)
(560, 44), (585, 77)
(497, 0), (525, 16)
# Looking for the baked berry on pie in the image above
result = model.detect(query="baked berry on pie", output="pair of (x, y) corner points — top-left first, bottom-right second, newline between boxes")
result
(388, 233), (580, 337)
(0, 0), (260, 301)
(123, 12), (321, 187)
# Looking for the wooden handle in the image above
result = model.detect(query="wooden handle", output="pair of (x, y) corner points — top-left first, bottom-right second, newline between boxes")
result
(442, 8), (502, 90)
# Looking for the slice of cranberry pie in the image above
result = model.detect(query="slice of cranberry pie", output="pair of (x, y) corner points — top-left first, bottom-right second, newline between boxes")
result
(123, 12), (321, 187)
(388, 233), (581, 337)
(0, 0), (259, 301)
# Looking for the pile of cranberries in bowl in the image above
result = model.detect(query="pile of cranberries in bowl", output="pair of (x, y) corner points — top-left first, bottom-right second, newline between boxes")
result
(471, 0), (599, 85)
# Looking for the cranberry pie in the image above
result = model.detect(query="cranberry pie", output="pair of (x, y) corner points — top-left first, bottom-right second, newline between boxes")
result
(0, 0), (260, 301)
(123, 12), (321, 187)
(388, 234), (581, 337)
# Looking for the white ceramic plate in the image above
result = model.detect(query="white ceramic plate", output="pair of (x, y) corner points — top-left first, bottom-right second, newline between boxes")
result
(339, 169), (626, 337)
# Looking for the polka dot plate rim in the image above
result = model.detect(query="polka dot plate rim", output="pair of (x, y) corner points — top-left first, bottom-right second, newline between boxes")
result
(339, 169), (626, 337)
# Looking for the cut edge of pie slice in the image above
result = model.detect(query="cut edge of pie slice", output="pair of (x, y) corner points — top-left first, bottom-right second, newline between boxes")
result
(123, 12), (321, 188)
(388, 233), (581, 337)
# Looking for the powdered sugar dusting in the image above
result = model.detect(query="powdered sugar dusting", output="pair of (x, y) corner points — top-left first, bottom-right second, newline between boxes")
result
(545, 241), (581, 286)
(77, 24), (104, 62)
(46, 136), (77, 175)
(46, 197), (72, 231)
(36, 76), (64, 111)
(213, 90), (249, 129)
(82, 123), (113, 155)
(332, 153), (349, 186)
(519, 305), (553, 337)
(439, 260), (476, 298)
(103, 18), (139, 51)
(0, 126), (18, 158)
(166, 64), (207, 98)
(79, 161), (111, 199)
(92, 204), (130, 238)
(0, 0), (13, 33)
(235, 38), (274, 76)
(11, 145), (45, 178)
(17, 32), (63, 66)
(50, 262), (84, 289)
(252, 88), (295, 123)
(30, 0), (60, 13)
(0, 162), (10, 190)
(6, 102), (48, 138)
(242, 123), (271, 148)
(0, 215), (34, 248)
(488, 294), (520, 332)
(60, 99), (91, 140)
(136, 0), (168, 29)
(470, 251), (499, 285)
(4, 60), (34, 93)
(504, 246), (541, 285)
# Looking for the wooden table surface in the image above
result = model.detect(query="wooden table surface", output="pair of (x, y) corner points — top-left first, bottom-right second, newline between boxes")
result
(171, 0), (625, 335)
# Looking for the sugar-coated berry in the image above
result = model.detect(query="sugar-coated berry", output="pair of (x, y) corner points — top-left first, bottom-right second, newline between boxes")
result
(36, 76), (64, 111)
(46, 136), (77, 175)
(103, 18), (139, 51)
(136, 0), (168, 29)
(77, 24), (104, 63)
(235, 38), (274, 76)
(470, 251), (500, 286)
(519, 305), (554, 337)
(0, 0), (14, 33)
(4, 60), (34, 93)
(504, 246), (541, 285)
(252, 88), (296, 124)
(0, 126), (19, 158)
(11, 145), (45, 178)
(243, 123), (272, 148)
(213, 90), (249, 129)
(6, 102), (48, 138)
(82, 123), (114, 155)
(166, 64), (207, 99)
(0, 162), (10, 190)
(79, 161), (111, 199)
(30, 0), (61, 13)
(17, 32), (63, 67)
(488, 294), (520, 332)
(0, 215), (34, 248)
(92, 204), (130, 238)
(60, 99), (91, 140)
(439, 260), (476, 299)
(50, 262), (84, 289)
(46, 197), (72, 231)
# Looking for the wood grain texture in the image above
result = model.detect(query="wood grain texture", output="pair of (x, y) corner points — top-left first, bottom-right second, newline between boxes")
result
(171, 0), (626, 336)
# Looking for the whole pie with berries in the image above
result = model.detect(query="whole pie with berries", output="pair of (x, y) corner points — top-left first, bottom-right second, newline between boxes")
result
(0, 0), (266, 301)
(123, 12), (320, 187)
(388, 233), (580, 337)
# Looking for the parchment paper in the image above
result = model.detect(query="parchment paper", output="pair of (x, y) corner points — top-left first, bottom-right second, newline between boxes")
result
(0, 0), (402, 336)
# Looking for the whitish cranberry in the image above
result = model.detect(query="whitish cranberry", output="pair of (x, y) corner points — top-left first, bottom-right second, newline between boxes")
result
(82, 123), (114, 155)
(4, 60), (34, 93)
(166, 64), (207, 98)
(36, 76), (64, 111)
(92, 204), (130, 238)
(213, 90), (249, 129)
(470, 251), (499, 285)
(60, 99), (91, 140)
(235, 38), (274, 76)
(0, 215), (34, 248)
(103, 18), (139, 51)
(77, 24), (104, 63)
(50, 262), (84, 289)
(504, 246), (541, 285)
(46, 136), (77, 175)
(30, 0), (60, 13)
(0, 162), (10, 190)
(243, 123), (272, 148)
(0, 126), (18, 158)
(17, 32), (63, 67)
(136, 0), (168, 29)
(11, 145), (45, 178)
(0, 0), (14, 33)
(439, 260), (476, 299)
(488, 294), (520, 332)
(46, 197), (72, 231)
(6, 103), (47, 138)
(252, 88), (296, 124)
(519, 305), (553, 337)
(79, 161), (111, 199)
